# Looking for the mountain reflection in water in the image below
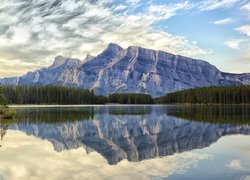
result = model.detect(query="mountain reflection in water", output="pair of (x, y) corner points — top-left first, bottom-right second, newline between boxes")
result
(4, 105), (250, 165)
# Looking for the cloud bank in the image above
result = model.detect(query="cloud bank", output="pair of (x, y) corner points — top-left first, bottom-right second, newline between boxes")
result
(0, 0), (248, 76)
(0, 0), (210, 77)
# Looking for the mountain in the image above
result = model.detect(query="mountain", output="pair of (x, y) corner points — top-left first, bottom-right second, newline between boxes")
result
(0, 56), (85, 86)
(1, 43), (250, 97)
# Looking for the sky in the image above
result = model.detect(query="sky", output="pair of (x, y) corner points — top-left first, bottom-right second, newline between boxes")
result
(0, 0), (249, 77)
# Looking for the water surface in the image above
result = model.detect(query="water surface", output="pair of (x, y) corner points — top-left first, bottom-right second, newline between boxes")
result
(1, 105), (250, 179)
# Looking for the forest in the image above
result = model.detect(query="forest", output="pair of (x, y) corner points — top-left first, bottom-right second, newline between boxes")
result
(0, 86), (15, 119)
(108, 93), (154, 104)
(1, 85), (106, 104)
(2, 85), (250, 105)
(1, 85), (154, 104)
(156, 86), (250, 104)
(0, 87), (6, 106)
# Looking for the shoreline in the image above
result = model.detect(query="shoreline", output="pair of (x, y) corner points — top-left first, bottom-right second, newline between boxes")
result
(8, 103), (250, 108)
(9, 104), (166, 108)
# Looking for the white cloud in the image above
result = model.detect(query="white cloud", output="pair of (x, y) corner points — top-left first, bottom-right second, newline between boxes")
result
(225, 136), (250, 175)
(0, 0), (209, 77)
(11, 27), (30, 44)
(241, 3), (250, 11)
(224, 39), (243, 49)
(235, 25), (250, 36)
(227, 159), (250, 172)
(227, 160), (246, 171)
(0, 130), (210, 180)
(148, 1), (192, 20)
(113, 5), (127, 12)
(214, 18), (234, 25)
(126, 0), (141, 6)
(198, 0), (240, 11)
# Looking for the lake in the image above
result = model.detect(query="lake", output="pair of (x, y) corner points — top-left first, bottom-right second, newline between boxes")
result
(1, 105), (250, 180)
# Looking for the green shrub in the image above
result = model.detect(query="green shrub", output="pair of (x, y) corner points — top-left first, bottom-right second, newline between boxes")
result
(0, 108), (16, 119)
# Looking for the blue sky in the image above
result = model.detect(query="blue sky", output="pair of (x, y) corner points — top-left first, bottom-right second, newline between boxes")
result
(0, 0), (249, 77)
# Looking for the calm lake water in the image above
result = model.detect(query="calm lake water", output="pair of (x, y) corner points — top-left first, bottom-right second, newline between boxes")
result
(1, 105), (250, 180)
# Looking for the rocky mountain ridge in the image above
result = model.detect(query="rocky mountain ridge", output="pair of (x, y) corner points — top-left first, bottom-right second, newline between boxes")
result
(1, 43), (250, 97)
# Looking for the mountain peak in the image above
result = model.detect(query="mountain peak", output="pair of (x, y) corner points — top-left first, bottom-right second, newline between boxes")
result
(51, 55), (66, 68)
(50, 56), (83, 69)
(108, 43), (122, 48)
(84, 54), (95, 62)
(106, 43), (123, 52)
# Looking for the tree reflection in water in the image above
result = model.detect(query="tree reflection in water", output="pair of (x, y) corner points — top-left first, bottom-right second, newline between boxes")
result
(5, 105), (250, 165)
(0, 119), (15, 147)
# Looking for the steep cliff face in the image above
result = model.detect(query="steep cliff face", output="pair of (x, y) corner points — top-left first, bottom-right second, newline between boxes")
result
(13, 107), (250, 165)
(1, 43), (250, 97)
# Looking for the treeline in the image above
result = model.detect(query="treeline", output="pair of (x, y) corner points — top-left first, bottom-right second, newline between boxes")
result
(3, 85), (250, 105)
(0, 87), (7, 106)
(157, 86), (250, 104)
(1, 86), (154, 104)
(2, 86), (106, 104)
(108, 93), (154, 104)
(0, 86), (15, 119)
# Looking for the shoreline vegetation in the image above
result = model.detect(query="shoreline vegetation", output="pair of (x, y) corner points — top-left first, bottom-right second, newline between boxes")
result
(1, 85), (154, 105)
(156, 86), (250, 104)
(1, 85), (250, 105)
(0, 87), (15, 119)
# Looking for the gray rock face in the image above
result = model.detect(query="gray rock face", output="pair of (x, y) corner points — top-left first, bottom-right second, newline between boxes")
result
(1, 43), (250, 97)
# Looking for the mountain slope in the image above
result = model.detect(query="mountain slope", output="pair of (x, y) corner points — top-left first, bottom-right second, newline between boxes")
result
(1, 43), (250, 97)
